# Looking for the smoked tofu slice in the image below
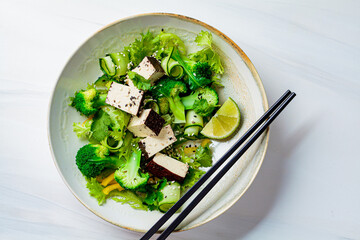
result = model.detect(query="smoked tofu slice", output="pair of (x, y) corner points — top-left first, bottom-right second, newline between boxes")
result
(127, 109), (165, 137)
(105, 82), (144, 116)
(138, 125), (176, 159)
(146, 153), (189, 182)
(125, 56), (165, 87)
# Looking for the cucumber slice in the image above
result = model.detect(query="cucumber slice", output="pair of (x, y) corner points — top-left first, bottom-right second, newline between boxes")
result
(161, 47), (184, 79)
(158, 182), (181, 212)
(184, 110), (203, 138)
(108, 52), (129, 77)
(185, 110), (203, 128)
(168, 59), (184, 79)
(99, 56), (116, 76)
(184, 126), (201, 139)
(144, 99), (160, 114)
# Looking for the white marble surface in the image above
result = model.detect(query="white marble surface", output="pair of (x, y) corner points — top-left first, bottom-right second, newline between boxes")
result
(1, 0), (359, 239)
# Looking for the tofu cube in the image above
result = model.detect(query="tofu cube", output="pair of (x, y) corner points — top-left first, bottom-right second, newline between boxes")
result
(138, 125), (176, 159)
(124, 77), (135, 88)
(105, 82), (144, 116)
(146, 153), (189, 182)
(125, 56), (165, 87)
(127, 109), (165, 137)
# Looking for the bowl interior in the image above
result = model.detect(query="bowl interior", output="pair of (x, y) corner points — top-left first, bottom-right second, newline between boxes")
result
(48, 13), (268, 232)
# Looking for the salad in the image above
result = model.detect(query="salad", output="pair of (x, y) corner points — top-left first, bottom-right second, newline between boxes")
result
(70, 30), (241, 212)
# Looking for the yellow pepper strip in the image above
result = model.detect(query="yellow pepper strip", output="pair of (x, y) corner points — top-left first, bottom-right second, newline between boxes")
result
(109, 179), (117, 185)
(101, 172), (115, 187)
(201, 139), (211, 147)
(96, 176), (103, 183)
(102, 183), (124, 195)
(184, 147), (197, 155)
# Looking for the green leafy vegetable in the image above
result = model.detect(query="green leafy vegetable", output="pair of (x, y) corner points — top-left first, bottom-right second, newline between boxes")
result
(181, 167), (205, 191)
(91, 110), (112, 142)
(117, 132), (136, 161)
(194, 142), (213, 167)
(189, 31), (224, 75)
(86, 178), (147, 210)
(127, 71), (152, 90)
(112, 191), (148, 211)
(73, 120), (93, 139)
(86, 177), (107, 205)
(178, 147), (201, 169)
(137, 178), (168, 211)
(153, 31), (187, 58)
(171, 48), (212, 91)
(124, 31), (159, 67)
(102, 105), (131, 136)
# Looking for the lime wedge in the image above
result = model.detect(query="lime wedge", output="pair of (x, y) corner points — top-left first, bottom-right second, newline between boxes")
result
(200, 97), (241, 139)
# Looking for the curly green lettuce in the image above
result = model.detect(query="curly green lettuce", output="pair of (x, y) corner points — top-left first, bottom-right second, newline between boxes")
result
(73, 120), (93, 139)
(86, 177), (147, 210)
(112, 191), (148, 211)
(124, 31), (159, 67)
(152, 31), (187, 58)
(194, 142), (213, 167)
(189, 31), (224, 75)
(181, 167), (205, 191)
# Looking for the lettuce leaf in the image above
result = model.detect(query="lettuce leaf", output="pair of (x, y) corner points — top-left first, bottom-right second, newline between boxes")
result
(152, 31), (187, 58)
(189, 31), (224, 75)
(102, 105), (131, 134)
(194, 142), (213, 167)
(86, 177), (107, 205)
(73, 120), (93, 139)
(86, 177), (148, 210)
(112, 191), (148, 211)
(124, 31), (159, 67)
(127, 71), (152, 90)
(91, 110), (112, 142)
(136, 178), (168, 211)
(181, 167), (205, 191)
(195, 31), (213, 46)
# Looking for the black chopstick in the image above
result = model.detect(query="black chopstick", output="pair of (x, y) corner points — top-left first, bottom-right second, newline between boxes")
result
(141, 90), (295, 240)
(157, 92), (296, 239)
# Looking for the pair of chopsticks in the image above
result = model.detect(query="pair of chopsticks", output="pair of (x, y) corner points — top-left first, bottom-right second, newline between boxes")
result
(141, 90), (296, 240)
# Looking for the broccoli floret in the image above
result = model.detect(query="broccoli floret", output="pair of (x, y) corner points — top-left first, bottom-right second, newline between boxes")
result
(181, 87), (219, 116)
(75, 144), (123, 178)
(114, 148), (149, 190)
(171, 48), (212, 90)
(151, 78), (187, 123)
(192, 62), (212, 79)
(71, 88), (107, 116)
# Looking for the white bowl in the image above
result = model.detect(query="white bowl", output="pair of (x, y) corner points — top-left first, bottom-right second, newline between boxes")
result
(48, 13), (269, 232)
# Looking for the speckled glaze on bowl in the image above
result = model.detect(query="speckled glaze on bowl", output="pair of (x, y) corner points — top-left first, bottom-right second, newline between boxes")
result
(48, 13), (269, 233)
